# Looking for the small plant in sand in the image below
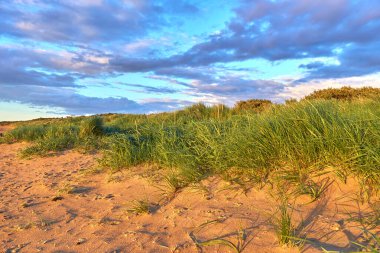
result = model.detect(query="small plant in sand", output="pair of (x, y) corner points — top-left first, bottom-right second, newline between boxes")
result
(352, 229), (380, 253)
(98, 216), (121, 225)
(15, 222), (34, 231)
(78, 165), (104, 176)
(358, 203), (380, 230)
(358, 177), (380, 204)
(344, 202), (380, 252)
(15, 217), (54, 231)
(188, 182), (213, 200)
(274, 168), (333, 203)
(297, 177), (333, 203)
(36, 217), (54, 229)
(333, 168), (349, 184)
(57, 183), (76, 194)
(264, 191), (306, 248)
(155, 172), (187, 202)
(189, 220), (250, 253)
(275, 200), (296, 246)
(126, 199), (151, 215)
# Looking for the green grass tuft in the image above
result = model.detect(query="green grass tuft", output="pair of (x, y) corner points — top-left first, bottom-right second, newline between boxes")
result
(79, 116), (104, 137)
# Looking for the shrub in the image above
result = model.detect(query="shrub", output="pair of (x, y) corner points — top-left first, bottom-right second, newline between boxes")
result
(304, 86), (380, 101)
(234, 99), (272, 112)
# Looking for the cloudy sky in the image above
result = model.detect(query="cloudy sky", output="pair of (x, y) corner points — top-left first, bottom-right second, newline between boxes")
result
(1, 0), (380, 120)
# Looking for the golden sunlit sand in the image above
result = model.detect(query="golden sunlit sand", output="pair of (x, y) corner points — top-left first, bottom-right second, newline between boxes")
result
(0, 140), (378, 252)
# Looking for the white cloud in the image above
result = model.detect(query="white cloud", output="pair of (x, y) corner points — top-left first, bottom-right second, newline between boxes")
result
(278, 72), (380, 100)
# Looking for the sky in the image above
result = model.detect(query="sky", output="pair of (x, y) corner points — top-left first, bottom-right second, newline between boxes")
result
(1, 0), (380, 121)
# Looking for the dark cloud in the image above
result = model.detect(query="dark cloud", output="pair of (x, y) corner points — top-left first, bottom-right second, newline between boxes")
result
(116, 82), (178, 94)
(0, 84), (187, 115)
(0, 67), (77, 88)
(109, 0), (380, 81)
(149, 66), (285, 102)
(0, 45), (186, 114)
(0, 47), (80, 87)
(0, 0), (199, 43)
(6, 0), (379, 79)
(0, 45), (112, 77)
(299, 62), (326, 70)
(188, 77), (285, 103)
(179, 0), (380, 64)
(300, 42), (380, 81)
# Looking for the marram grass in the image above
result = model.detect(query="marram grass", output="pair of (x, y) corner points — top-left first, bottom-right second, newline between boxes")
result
(99, 100), (380, 187)
(2, 96), (380, 190)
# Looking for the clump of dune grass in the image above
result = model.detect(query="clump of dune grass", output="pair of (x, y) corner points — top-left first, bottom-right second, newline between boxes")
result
(12, 118), (103, 157)
(5, 124), (47, 142)
(126, 199), (152, 215)
(99, 132), (155, 173)
(79, 116), (104, 137)
(20, 125), (78, 157)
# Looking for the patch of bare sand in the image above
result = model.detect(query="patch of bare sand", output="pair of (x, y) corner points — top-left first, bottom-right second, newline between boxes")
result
(0, 143), (378, 252)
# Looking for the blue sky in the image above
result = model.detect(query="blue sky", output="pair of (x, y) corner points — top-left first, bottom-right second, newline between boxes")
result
(1, 0), (380, 120)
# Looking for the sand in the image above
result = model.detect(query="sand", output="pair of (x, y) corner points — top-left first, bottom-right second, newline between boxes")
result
(0, 140), (379, 252)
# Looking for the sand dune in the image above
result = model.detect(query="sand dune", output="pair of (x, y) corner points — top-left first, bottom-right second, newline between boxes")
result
(0, 141), (378, 252)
